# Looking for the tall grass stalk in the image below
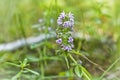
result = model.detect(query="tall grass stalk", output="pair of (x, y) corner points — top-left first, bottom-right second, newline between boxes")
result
(99, 56), (120, 80)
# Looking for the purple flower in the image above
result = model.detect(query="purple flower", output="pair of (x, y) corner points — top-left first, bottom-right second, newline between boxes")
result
(61, 44), (72, 51)
(64, 46), (72, 51)
(68, 12), (74, 27)
(69, 22), (74, 27)
(69, 19), (74, 27)
(57, 18), (62, 25)
(62, 20), (74, 28)
(59, 11), (66, 19)
(68, 12), (74, 19)
(57, 12), (74, 28)
(56, 38), (62, 44)
(68, 36), (73, 43)
(63, 21), (70, 27)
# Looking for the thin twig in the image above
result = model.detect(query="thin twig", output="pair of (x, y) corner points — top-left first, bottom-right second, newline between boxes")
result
(72, 50), (105, 72)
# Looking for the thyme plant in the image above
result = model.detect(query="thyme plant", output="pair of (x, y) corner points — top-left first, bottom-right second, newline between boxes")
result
(56, 11), (92, 80)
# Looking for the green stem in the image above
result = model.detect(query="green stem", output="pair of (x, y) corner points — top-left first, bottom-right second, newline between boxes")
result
(68, 53), (77, 64)
(38, 49), (44, 78)
(43, 46), (47, 66)
(17, 70), (23, 80)
(64, 53), (70, 69)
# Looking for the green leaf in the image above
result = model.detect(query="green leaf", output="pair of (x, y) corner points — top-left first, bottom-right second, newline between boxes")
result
(23, 58), (28, 66)
(74, 65), (92, 80)
(24, 68), (40, 76)
(6, 62), (20, 67)
(81, 66), (92, 80)
(11, 71), (22, 80)
(74, 65), (83, 78)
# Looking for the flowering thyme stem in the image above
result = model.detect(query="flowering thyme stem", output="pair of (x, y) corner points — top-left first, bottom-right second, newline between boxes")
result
(56, 11), (74, 52)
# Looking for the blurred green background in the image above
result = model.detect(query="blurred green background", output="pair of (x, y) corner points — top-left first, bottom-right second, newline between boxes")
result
(0, 0), (120, 80)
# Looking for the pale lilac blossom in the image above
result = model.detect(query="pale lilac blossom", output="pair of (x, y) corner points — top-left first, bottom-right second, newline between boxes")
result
(59, 11), (66, 19)
(68, 36), (73, 43)
(64, 46), (72, 51)
(68, 12), (74, 19)
(63, 21), (70, 27)
(57, 18), (62, 25)
(56, 38), (62, 44)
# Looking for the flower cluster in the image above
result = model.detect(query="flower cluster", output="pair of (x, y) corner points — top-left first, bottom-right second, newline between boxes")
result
(56, 11), (74, 52)
(57, 11), (74, 28)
